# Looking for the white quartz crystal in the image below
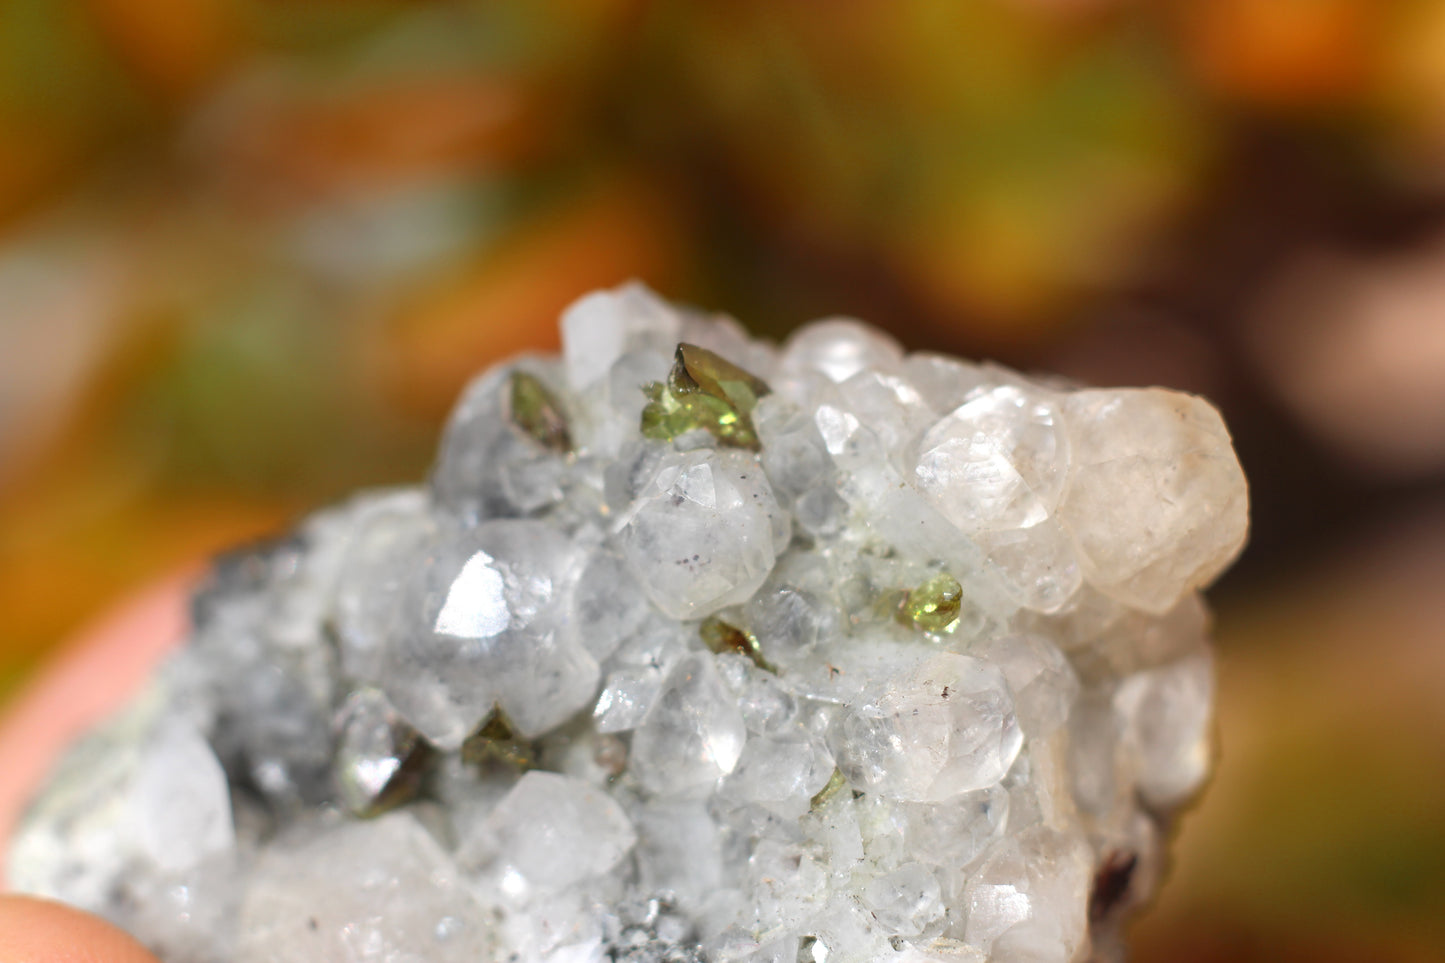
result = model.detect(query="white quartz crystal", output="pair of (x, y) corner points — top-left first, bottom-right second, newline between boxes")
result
(617, 449), (788, 620)
(914, 384), (1068, 534)
(128, 721), (235, 874)
(10, 283), (1248, 963)
(830, 653), (1023, 802)
(383, 518), (598, 749)
(1059, 390), (1248, 614)
(963, 829), (1093, 963)
(630, 653), (748, 797)
(236, 813), (493, 963)
(463, 770), (636, 893)
(562, 282), (682, 391)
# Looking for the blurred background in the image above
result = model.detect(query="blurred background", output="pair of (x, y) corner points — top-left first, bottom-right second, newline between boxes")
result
(1, 1), (1443, 959)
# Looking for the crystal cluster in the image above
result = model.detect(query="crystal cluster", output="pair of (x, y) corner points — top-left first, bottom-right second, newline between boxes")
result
(8, 283), (1248, 963)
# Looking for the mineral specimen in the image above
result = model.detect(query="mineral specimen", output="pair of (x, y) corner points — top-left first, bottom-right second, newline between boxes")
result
(7, 283), (1249, 963)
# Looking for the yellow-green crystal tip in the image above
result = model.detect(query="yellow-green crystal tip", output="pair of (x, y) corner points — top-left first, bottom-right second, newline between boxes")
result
(509, 371), (572, 453)
(902, 573), (963, 633)
(639, 343), (770, 449)
(700, 615), (777, 674)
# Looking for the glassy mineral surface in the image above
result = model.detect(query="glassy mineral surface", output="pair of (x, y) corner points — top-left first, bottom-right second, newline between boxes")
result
(8, 283), (1248, 963)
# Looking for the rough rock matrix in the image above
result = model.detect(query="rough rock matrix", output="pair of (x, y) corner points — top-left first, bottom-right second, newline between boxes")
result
(9, 283), (1248, 963)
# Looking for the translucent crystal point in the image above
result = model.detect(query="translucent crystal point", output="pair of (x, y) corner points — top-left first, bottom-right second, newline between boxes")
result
(382, 518), (596, 749)
(463, 770), (636, 892)
(333, 688), (430, 816)
(830, 654), (1023, 801)
(630, 653), (747, 797)
(780, 318), (903, 383)
(963, 829), (1093, 963)
(617, 448), (787, 620)
(914, 384), (1068, 534)
(561, 282), (682, 391)
(1059, 389), (1248, 613)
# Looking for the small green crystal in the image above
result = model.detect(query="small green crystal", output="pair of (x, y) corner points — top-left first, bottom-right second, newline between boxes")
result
(460, 710), (537, 770)
(700, 616), (777, 674)
(809, 767), (848, 811)
(674, 343), (769, 408)
(342, 735), (433, 819)
(639, 343), (770, 449)
(638, 380), (696, 439)
(508, 371), (571, 453)
(900, 573), (964, 633)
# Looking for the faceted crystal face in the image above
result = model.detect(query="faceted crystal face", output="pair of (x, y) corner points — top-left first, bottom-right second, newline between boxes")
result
(902, 573), (965, 633)
(616, 448), (786, 620)
(462, 770), (637, 892)
(383, 518), (597, 748)
(432, 363), (573, 519)
(962, 828), (1094, 963)
(333, 688), (430, 816)
(914, 384), (1068, 534)
(1059, 389), (1249, 613)
(561, 282), (682, 391)
(630, 653), (748, 797)
(235, 813), (493, 963)
(780, 318), (903, 384)
(9, 283), (1248, 963)
(830, 654), (1023, 802)
(332, 490), (435, 681)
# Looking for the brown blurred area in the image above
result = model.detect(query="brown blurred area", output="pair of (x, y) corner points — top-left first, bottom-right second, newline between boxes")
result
(1, 1), (1443, 959)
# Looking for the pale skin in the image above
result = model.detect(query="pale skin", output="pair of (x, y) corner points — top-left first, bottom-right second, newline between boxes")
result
(0, 571), (195, 963)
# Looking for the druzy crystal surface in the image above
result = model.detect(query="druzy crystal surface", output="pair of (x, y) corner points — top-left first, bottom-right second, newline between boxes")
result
(8, 284), (1248, 963)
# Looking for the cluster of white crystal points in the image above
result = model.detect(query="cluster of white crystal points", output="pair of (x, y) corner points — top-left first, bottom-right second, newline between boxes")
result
(9, 283), (1248, 963)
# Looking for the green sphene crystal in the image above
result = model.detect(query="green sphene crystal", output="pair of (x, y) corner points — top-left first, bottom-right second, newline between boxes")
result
(639, 343), (770, 449)
(809, 767), (848, 811)
(460, 710), (537, 770)
(509, 371), (572, 453)
(700, 616), (777, 674)
(344, 735), (433, 819)
(900, 573), (964, 634)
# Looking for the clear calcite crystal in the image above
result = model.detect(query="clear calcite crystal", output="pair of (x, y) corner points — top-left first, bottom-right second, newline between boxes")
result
(8, 282), (1249, 963)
